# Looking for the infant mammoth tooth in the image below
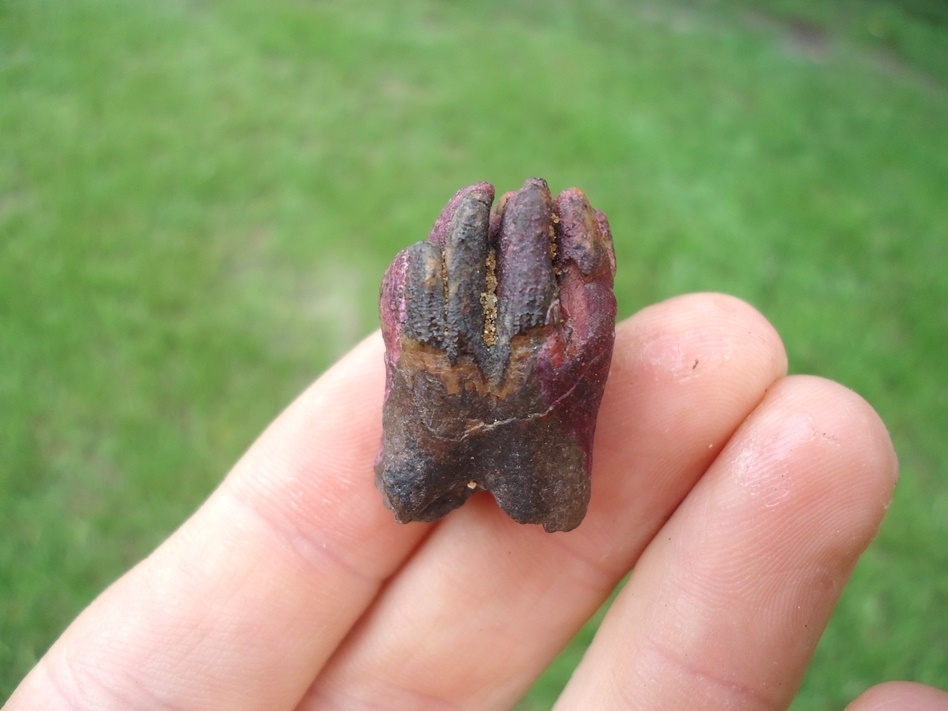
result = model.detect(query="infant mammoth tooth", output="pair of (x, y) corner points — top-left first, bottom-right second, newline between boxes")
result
(375, 178), (618, 533)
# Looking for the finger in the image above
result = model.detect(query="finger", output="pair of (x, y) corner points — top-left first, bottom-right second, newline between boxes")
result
(556, 376), (899, 710)
(299, 293), (788, 709)
(6, 333), (424, 711)
(847, 682), (948, 710)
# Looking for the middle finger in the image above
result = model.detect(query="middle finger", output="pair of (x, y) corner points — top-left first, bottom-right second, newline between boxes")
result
(302, 293), (788, 709)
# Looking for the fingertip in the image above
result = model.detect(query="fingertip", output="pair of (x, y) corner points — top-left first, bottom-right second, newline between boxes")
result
(671, 373), (899, 612)
(558, 317), (900, 708)
(847, 682), (948, 711)
(604, 293), (788, 429)
(803, 375), (899, 498)
(578, 293), (791, 565)
(742, 374), (899, 556)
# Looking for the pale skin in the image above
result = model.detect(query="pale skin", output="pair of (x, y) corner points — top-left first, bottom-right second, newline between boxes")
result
(5, 293), (947, 710)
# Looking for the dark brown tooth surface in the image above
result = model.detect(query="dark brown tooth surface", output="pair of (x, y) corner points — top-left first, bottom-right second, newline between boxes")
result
(375, 178), (617, 533)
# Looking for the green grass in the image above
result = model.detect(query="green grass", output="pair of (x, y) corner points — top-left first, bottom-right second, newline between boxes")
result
(2, 0), (946, 707)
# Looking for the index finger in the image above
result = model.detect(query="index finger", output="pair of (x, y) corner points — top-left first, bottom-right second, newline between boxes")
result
(5, 333), (416, 711)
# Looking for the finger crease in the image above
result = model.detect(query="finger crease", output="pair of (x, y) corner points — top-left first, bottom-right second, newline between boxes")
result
(307, 677), (468, 711)
(46, 645), (192, 711)
(547, 535), (628, 595)
(639, 633), (781, 710)
(223, 484), (381, 589)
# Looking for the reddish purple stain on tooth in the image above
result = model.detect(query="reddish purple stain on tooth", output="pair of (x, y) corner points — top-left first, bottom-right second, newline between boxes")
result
(375, 178), (617, 533)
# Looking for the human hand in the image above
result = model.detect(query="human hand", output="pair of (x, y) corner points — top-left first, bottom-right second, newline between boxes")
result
(6, 294), (943, 710)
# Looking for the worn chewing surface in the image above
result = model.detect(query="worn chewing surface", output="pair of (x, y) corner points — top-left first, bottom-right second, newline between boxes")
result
(376, 178), (617, 532)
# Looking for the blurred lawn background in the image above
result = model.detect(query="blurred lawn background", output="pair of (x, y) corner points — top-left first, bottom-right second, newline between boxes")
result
(1, 0), (946, 707)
